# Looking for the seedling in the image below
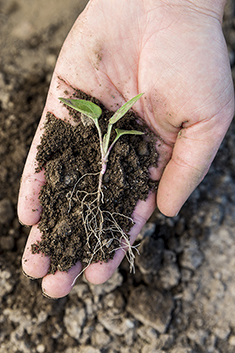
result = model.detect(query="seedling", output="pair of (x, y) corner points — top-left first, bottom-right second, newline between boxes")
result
(58, 94), (144, 272)
(59, 94), (144, 199)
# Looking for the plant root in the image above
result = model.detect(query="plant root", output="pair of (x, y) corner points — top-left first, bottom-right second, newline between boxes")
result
(67, 172), (139, 275)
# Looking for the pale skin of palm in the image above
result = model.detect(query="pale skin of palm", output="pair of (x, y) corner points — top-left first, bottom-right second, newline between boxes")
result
(18, 0), (234, 298)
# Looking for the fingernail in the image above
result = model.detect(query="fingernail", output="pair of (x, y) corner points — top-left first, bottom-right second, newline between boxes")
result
(22, 269), (36, 280)
(42, 288), (57, 300)
(18, 219), (30, 227)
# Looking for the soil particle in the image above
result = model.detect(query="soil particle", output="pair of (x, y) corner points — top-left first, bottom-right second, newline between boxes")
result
(127, 285), (174, 333)
(34, 90), (159, 273)
(136, 236), (164, 274)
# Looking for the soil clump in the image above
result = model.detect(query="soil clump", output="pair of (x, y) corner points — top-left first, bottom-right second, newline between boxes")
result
(34, 90), (159, 274)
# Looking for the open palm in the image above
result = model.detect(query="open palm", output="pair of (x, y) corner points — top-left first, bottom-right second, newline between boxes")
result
(18, 0), (234, 298)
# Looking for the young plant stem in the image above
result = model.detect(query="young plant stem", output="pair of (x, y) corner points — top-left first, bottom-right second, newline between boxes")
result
(97, 162), (106, 205)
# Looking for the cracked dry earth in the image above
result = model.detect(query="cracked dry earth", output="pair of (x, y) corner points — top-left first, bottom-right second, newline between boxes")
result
(1, 0), (235, 352)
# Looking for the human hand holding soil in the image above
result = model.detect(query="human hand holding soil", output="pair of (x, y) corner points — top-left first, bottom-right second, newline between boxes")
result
(18, 0), (234, 298)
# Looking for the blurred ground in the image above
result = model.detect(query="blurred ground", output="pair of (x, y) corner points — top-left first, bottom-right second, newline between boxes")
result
(0, 0), (235, 352)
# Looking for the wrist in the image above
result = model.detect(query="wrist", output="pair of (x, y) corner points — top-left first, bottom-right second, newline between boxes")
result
(162, 0), (226, 22)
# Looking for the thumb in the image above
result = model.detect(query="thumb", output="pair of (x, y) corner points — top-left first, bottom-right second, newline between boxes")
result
(157, 111), (233, 217)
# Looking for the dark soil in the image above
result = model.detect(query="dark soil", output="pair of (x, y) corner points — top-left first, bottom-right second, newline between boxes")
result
(34, 89), (158, 274)
(1, 1), (235, 352)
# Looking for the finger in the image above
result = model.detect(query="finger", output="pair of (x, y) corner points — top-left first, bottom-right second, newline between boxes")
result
(17, 78), (76, 226)
(157, 115), (232, 217)
(22, 225), (50, 278)
(22, 219), (83, 298)
(18, 172), (44, 226)
(84, 191), (156, 284)
(18, 112), (46, 226)
(42, 262), (82, 299)
(17, 112), (46, 225)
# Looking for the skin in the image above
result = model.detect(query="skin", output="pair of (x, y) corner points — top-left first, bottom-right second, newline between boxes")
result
(18, 0), (234, 298)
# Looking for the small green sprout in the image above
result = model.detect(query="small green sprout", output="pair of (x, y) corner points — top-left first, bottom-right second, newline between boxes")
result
(58, 93), (145, 273)
(59, 94), (144, 200)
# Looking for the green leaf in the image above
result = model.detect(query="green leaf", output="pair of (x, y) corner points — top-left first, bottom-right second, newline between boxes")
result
(115, 128), (144, 138)
(59, 97), (102, 121)
(109, 93), (144, 125)
(109, 128), (144, 150)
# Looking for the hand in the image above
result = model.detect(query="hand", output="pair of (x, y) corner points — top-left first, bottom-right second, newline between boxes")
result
(18, 0), (234, 298)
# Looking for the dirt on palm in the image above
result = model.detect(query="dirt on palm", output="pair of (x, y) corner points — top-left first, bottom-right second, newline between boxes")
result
(34, 89), (158, 274)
